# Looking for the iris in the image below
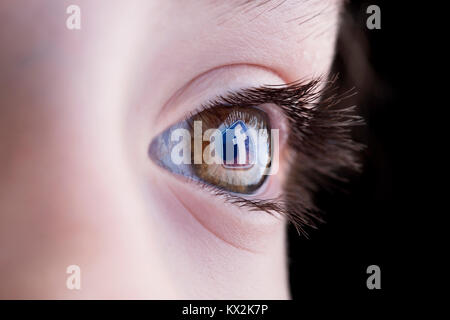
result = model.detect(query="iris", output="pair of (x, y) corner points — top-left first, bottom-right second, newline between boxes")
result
(149, 106), (273, 194)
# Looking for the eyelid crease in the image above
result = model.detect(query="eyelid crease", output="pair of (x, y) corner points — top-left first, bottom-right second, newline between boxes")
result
(153, 63), (289, 130)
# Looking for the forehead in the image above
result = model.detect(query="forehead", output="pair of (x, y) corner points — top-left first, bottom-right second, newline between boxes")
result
(0, 0), (341, 68)
(0, 0), (342, 121)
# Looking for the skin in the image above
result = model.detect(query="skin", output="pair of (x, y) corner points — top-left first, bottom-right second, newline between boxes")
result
(0, 0), (341, 299)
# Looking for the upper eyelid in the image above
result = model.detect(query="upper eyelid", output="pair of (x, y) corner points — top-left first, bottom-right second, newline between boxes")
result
(152, 79), (325, 202)
(186, 77), (326, 119)
(177, 80), (322, 145)
(153, 64), (288, 132)
(179, 79), (318, 128)
(152, 83), (294, 144)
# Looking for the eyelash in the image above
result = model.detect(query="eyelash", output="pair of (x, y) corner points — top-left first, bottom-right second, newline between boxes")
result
(180, 75), (364, 236)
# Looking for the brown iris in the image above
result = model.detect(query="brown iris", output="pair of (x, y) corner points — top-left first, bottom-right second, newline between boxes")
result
(188, 106), (272, 194)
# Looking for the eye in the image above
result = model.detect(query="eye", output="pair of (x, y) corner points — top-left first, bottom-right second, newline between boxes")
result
(149, 105), (275, 194)
(147, 73), (362, 237)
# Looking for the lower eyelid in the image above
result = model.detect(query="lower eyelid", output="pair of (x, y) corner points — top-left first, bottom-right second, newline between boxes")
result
(162, 169), (286, 253)
(149, 150), (283, 215)
(168, 183), (259, 254)
(153, 157), (278, 208)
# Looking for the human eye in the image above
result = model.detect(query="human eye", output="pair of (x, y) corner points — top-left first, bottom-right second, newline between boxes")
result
(148, 67), (363, 236)
(149, 103), (276, 195)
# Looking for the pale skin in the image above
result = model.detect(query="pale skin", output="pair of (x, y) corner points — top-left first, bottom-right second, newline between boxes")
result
(0, 0), (342, 299)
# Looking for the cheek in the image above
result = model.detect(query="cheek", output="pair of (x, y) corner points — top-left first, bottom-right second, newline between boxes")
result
(0, 112), (179, 298)
(142, 172), (289, 299)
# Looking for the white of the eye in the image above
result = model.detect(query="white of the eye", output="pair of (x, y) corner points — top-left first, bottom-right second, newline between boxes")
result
(170, 128), (191, 165)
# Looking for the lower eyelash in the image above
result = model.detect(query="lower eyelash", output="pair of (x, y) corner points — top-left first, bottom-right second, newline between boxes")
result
(186, 177), (324, 237)
(198, 74), (364, 237)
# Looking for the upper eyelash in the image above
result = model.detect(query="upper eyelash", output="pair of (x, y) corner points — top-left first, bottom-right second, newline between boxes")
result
(181, 75), (364, 236)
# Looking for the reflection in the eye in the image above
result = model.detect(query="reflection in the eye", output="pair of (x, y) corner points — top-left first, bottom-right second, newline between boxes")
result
(149, 106), (274, 194)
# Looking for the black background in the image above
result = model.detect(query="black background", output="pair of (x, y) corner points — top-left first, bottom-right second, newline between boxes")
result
(288, 0), (405, 300)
